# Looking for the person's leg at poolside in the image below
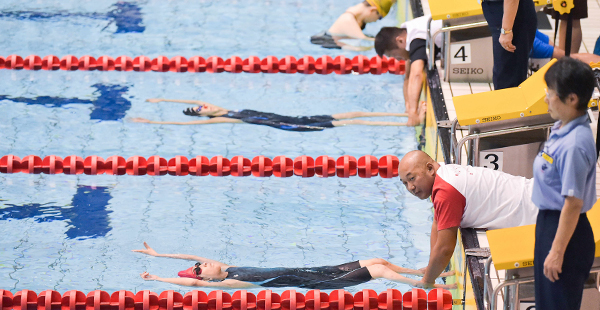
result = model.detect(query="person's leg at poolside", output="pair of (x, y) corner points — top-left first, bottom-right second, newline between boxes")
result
(534, 211), (595, 310)
(482, 0), (536, 90)
(558, 19), (582, 54)
(331, 111), (408, 119)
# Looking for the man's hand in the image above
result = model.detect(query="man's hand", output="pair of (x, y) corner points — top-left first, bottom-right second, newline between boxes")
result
(543, 249), (564, 282)
(132, 242), (159, 256)
(140, 272), (158, 281)
(414, 280), (436, 289)
(415, 279), (457, 290)
(146, 98), (163, 103)
(499, 33), (515, 52)
(130, 117), (151, 123)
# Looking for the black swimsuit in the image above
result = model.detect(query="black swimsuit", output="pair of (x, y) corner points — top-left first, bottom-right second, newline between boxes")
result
(215, 110), (336, 132)
(224, 261), (372, 289)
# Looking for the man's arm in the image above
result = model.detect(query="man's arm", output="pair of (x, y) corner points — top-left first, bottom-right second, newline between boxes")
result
(418, 225), (458, 286)
(132, 242), (229, 267)
(406, 59), (425, 126)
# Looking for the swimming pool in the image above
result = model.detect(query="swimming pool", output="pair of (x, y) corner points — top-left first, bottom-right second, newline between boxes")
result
(0, 0), (435, 294)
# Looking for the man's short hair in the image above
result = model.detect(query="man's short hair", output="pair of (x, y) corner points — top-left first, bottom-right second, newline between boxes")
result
(544, 57), (595, 111)
(374, 27), (405, 57)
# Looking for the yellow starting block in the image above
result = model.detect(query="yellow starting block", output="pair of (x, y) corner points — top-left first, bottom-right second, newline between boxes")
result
(486, 201), (600, 309)
(428, 0), (559, 21)
(453, 59), (556, 126)
(428, 0), (483, 21)
(487, 200), (600, 271)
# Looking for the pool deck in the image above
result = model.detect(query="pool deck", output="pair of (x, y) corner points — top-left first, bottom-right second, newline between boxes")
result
(417, 0), (600, 308)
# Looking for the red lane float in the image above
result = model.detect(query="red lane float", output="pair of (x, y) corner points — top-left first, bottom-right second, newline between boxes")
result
(377, 289), (402, 310)
(402, 289), (427, 310)
(0, 55), (405, 75)
(133, 56), (152, 72)
(23, 55), (42, 70)
(42, 56), (61, 71)
(315, 155), (335, 178)
(0, 155), (401, 178)
(426, 289), (452, 310)
(304, 290), (327, 310)
(5, 55), (24, 70)
(0, 290), (451, 310)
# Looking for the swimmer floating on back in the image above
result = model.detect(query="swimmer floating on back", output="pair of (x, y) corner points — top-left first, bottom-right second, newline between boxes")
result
(130, 98), (410, 131)
(134, 242), (455, 289)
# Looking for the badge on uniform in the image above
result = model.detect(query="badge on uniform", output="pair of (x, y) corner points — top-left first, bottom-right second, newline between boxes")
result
(541, 152), (553, 164)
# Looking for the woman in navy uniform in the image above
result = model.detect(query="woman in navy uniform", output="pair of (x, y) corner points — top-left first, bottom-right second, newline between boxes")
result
(531, 57), (596, 310)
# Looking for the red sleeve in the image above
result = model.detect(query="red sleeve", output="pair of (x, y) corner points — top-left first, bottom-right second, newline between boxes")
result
(431, 176), (466, 230)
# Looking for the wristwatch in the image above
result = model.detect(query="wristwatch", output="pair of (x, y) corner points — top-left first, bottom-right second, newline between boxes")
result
(501, 28), (513, 35)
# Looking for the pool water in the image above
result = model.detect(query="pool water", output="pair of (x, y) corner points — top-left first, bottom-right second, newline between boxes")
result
(0, 0), (436, 294)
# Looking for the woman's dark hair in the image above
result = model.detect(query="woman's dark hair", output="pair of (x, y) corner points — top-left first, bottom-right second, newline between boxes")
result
(375, 27), (406, 57)
(544, 57), (595, 111)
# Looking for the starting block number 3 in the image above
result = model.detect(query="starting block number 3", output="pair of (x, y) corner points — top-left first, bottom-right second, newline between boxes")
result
(479, 151), (503, 171)
(451, 43), (472, 64)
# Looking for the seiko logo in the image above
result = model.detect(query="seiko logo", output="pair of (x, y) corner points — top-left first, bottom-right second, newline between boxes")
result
(452, 68), (484, 74)
(481, 116), (501, 122)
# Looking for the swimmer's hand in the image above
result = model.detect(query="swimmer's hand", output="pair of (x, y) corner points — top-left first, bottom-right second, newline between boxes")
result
(132, 242), (159, 256)
(130, 117), (151, 123)
(140, 272), (159, 281)
(146, 98), (164, 103)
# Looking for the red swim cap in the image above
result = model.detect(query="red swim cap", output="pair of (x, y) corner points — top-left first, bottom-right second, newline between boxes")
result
(178, 266), (200, 279)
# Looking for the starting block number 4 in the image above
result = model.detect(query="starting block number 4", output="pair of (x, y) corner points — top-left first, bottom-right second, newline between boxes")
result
(479, 151), (503, 171)
(451, 43), (472, 64)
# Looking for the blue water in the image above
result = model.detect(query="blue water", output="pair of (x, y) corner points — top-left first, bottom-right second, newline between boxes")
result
(0, 0), (436, 294)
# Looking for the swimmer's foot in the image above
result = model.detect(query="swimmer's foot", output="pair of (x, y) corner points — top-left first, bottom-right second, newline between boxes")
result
(439, 270), (455, 277)
(437, 282), (458, 290)
(418, 101), (427, 124)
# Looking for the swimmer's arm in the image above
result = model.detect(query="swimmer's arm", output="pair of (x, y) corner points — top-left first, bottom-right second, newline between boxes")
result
(132, 242), (228, 267)
(130, 117), (243, 125)
(140, 273), (257, 288)
(146, 98), (211, 106)
(328, 14), (371, 40)
(341, 44), (374, 52)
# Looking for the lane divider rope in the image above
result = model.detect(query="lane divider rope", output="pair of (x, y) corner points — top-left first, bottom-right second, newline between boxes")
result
(0, 288), (452, 310)
(0, 154), (400, 178)
(0, 55), (405, 75)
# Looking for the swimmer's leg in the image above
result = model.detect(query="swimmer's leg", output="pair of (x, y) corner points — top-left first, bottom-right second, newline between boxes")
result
(359, 259), (454, 277)
(332, 120), (407, 127)
(366, 265), (457, 289)
(331, 112), (408, 120)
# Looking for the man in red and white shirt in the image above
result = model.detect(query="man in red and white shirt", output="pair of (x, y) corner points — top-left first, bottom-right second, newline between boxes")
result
(398, 150), (538, 288)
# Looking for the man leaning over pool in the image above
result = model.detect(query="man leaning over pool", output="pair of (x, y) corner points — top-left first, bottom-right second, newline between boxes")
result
(398, 150), (538, 288)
